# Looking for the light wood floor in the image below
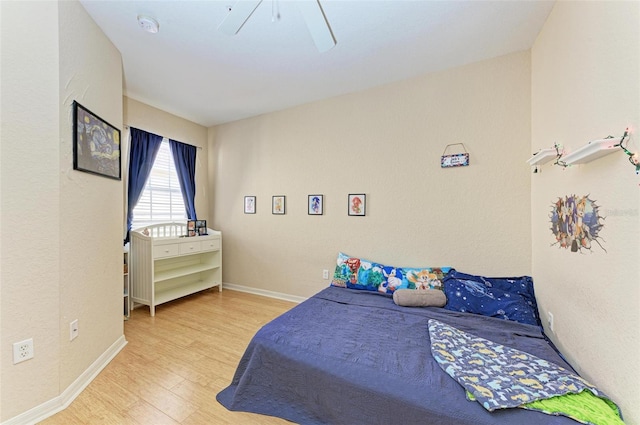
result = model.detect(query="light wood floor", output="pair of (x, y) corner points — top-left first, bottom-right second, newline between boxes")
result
(39, 289), (296, 425)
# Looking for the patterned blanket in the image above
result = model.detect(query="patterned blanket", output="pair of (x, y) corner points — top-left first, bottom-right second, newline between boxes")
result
(428, 320), (624, 425)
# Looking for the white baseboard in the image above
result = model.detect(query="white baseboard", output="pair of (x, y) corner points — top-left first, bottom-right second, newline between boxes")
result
(222, 282), (307, 304)
(3, 286), (298, 424)
(2, 335), (128, 425)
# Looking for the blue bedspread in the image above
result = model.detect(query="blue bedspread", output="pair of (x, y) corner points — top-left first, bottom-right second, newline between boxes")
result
(217, 286), (581, 424)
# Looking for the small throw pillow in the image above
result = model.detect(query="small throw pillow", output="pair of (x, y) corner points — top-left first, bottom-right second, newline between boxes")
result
(393, 289), (447, 307)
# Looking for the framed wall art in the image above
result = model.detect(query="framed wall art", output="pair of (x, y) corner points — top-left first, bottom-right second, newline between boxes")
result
(272, 195), (286, 215)
(308, 195), (324, 215)
(73, 101), (121, 180)
(244, 196), (256, 214)
(348, 194), (366, 216)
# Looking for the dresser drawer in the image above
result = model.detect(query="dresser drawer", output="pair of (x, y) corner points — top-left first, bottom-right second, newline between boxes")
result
(179, 240), (202, 255)
(154, 243), (180, 259)
(201, 238), (221, 251)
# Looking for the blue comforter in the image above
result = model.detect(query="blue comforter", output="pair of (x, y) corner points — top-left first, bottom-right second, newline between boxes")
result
(217, 287), (580, 424)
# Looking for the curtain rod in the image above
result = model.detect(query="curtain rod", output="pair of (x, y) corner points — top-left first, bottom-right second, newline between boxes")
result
(124, 125), (202, 149)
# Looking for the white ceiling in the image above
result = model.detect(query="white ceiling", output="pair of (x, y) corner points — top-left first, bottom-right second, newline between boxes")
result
(79, 0), (555, 127)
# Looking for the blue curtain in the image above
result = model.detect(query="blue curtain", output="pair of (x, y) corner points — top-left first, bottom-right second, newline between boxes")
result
(169, 139), (197, 220)
(125, 127), (163, 243)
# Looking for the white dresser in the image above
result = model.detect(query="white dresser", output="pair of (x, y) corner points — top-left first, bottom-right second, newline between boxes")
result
(130, 223), (222, 316)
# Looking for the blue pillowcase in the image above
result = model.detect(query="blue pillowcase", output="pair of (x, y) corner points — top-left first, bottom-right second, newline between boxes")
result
(447, 270), (538, 308)
(443, 269), (541, 327)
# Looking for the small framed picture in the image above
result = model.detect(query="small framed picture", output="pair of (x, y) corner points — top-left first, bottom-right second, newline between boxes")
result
(187, 220), (196, 231)
(308, 195), (324, 215)
(272, 195), (286, 215)
(348, 194), (366, 216)
(244, 196), (256, 214)
(196, 220), (207, 235)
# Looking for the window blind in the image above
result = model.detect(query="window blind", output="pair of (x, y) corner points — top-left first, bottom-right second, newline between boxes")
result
(132, 139), (186, 229)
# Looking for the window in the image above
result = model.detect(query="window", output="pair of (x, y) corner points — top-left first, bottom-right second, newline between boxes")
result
(131, 139), (186, 229)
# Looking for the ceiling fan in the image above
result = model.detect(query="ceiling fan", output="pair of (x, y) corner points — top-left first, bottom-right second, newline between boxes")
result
(218, 0), (336, 53)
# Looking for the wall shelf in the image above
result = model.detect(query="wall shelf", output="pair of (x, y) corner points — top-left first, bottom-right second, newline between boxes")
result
(562, 137), (622, 165)
(526, 148), (557, 166)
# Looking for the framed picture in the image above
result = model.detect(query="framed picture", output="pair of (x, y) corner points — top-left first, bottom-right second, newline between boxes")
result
(308, 195), (324, 215)
(187, 220), (196, 231)
(272, 195), (286, 215)
(196, 220), (207, 235)
(73, 101), (121, 180)
(348, 194), (366, 216)
(244, 196), (256, 214)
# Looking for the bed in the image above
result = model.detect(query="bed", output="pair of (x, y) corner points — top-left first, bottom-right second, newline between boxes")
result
(217, 255), (622, 425)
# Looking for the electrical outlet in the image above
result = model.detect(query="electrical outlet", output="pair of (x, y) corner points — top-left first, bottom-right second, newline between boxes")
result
(322, 269), (329, 279)
(13, 338), (34, 364)
(547, 312), (554, 332)
(70, 319), (79, 341)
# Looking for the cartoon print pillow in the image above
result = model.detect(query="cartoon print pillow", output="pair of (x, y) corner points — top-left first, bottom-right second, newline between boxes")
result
(330, 252), (379, 291)
(377, 266), (452, 293)
(330, 252), (452, 295)
(330, 252), (353, 288)
(376, 265), (405, 294)
(401, 267), (451, 291)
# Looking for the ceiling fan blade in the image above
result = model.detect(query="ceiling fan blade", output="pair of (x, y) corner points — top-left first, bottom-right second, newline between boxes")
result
(218, 0), (263, 35)
(297, 0), (336, 53)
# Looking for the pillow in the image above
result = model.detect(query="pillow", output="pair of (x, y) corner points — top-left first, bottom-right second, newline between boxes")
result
(445, 269), (541, 326)
(401, 267), (451, 291)
(376, 265), (406, 293)
(393, 289), (447, 307)
(330, 252), (378, 291)
(443, 277), (539, 326)
(367, 265), (451, 294)
(331, 252), (452, 295)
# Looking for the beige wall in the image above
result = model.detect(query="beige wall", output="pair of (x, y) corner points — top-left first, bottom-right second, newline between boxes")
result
(1, 0), (124, 420)
(123, 97), (209, 225)
(211, 51), (532, 298)
(58, 0), (124, 391)
(531, 2), (639, 423)
(1, 1), (62, 418)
